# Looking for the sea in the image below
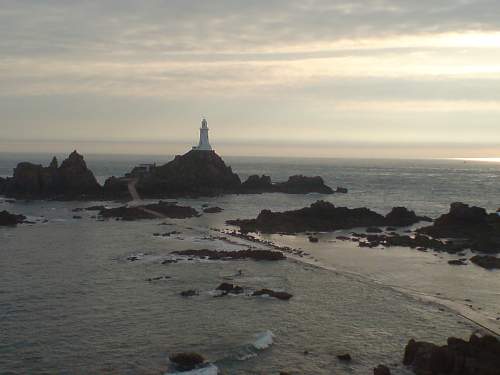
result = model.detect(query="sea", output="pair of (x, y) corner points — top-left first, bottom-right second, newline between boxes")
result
(1, 153), (500, 375)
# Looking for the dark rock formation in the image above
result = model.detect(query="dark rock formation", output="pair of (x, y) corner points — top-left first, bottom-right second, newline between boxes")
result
(102, 176), (128, 196)
(385, 207), (432, 227)
(252, 289), (293, 300)
(169, 352), (205, 371)
(216, 282), (244, 295)
(203, 206), (223, 214)
(470, 255), (500, 270)
(273, 175), (333, 194)
(374, 365), (391, 375)
(180, 290), (198, 297)
(336, 187), (348, 193)
(3, 151), (101, 199)
(308, 235), (319, 243)
(136, 150), (241, 196)
(0, 176), (5, 194)
(241, 175), (272, 191)
(172, 249), (286, 261)
(448, 259), (468, 266)
(0, 210), (26, 226)
(240, 174), (333, 194)
(403, 333), (500, 375)
(228, 201), (429, 234)
(337, 353), (352, 361)
(99, 202), (199, 220)
(418, 203), (500, 254)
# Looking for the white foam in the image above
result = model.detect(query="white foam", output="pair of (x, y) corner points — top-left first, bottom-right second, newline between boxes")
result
(252, 330), (274, 350)
(165, 364), (218, 375)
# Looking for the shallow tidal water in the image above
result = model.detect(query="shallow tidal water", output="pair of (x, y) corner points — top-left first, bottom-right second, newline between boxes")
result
(1, 155), (500, 374)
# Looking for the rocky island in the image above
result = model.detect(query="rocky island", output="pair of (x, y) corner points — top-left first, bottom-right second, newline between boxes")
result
(227, 200), (431, 233)
(1, 151), (101, 199)
(1, 150), (335, 200)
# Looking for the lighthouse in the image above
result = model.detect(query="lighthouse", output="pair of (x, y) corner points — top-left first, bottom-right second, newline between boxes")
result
(193, 118), (213, 151)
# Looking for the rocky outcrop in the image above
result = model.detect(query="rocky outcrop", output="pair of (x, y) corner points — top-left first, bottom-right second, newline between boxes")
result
(274, 175), (333, 194)
(0, 177), (5, 194)
(373, 365), (391, 375)
(241, 175), (272, 191)
(0, 210), (26, 226)
(252, 288), (293, 300)
(99, 201), (199, 220)
(240, 174), (333, 194)
(136, 150), (241, 196)
(418, 203), (500, 254)
(102, 176), (128, 196)
(470, 255), (500, 270)
(385, 207), (431, 227)
(172, 248), (286, 261)
(227, 201), (429, 234)
(169, 352), (205, 371)
(203, 206), (223, 214)
(3, 151), (101, 199)
(403, 333), (500, 375)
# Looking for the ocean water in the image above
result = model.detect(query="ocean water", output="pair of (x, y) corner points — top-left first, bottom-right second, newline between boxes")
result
(1, 153), (500, 374)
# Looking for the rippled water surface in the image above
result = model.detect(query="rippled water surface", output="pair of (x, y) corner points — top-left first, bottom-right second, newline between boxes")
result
(1, 154), (499, 374)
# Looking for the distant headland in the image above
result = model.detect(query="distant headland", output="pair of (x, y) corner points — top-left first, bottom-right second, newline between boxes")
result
(0, 118), (342, 200)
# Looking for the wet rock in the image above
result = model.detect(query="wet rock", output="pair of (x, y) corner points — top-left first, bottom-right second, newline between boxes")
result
(418, 203), (500, 254)
(241, 175), (272, 191)
(228, 201), (428, 234)
(216, 283), (244, 295)
(336, 187), (348, 193)
(252, 289), (293, 300)
(99, 201), (199, 221)
(470, 255), (500, 270)
(0, 210), (26, 226)
(169, 352), (205, 371)
(385, 207), (432, 227)
(161, 259), (178, 264)
(72, 215), (82, 219)
(337, 353), (352, 361)
(308, 236), (319, 243)
(274, 175), (333, 194)
(172, 249), (286, 261)
(203, 206), (223, 214)
(373, 364), (391, 375)
(180, 290), (198, 297)
(448, 259), (467, 266)
(403, 333), (500, 375)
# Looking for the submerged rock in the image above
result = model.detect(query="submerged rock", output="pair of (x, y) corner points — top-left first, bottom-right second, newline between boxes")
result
(169, 352), (205, 371)
(373, 364), (391, 375)
(180, 290), (198, 297)
(0, 210), (26, 226)
(99, 202), (199, 220)
(470, 255), (500, 270)
(403, 333), (500, 375)
(337, 353), (352, 361)
(215, 282), (244, 295)
(252, 289), (293, 300)
(172, 249), (286, 261)
(203, 206), (223, 214)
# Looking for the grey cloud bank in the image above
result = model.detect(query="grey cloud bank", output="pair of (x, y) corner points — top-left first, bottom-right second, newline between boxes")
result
(0, 0), (499, 157)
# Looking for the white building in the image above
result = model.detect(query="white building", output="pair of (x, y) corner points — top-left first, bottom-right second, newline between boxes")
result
(192, 118), (213, 151)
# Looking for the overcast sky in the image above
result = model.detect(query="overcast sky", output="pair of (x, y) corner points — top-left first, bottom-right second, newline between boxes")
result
(1, 0), (499, 157)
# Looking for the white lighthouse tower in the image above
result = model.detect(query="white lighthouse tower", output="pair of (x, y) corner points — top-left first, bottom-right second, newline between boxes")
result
(193, 118), (213, 151)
